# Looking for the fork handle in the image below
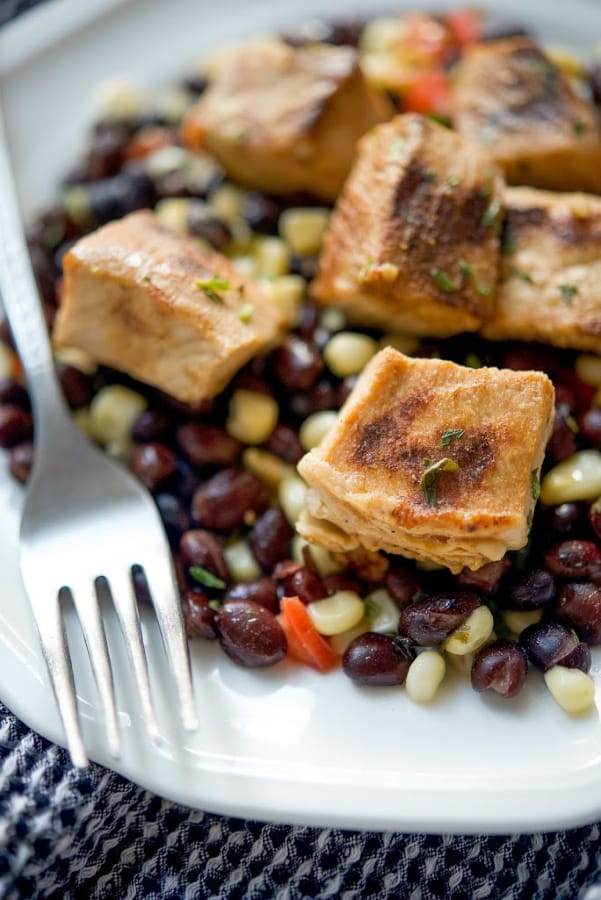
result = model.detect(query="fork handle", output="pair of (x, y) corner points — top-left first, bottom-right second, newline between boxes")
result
(0, 103), (69, 432)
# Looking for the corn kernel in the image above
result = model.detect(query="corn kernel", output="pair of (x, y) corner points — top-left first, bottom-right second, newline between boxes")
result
(547, 46), (586, 79)
(279, 208), (330, 256)
(231, 255), (257, 278)
(405, 651), (446, 704)
(0, 342), (18, 380)
(544, 666), (596, 714)
(278, 476), (308, 526)
(575, 354), (601, 387)
(503, 608), (543, 636)
(319, 308), (346, 332)
(378, 332), (420, 356)
(323, 332), (378, 378)
(226, 389), (279, 445)
(261, 275), (305, 327)
(242, 447), (295, 488)
(540, 450), (601, 505)
(307, 591), (365, 635)
(444, 606), (494, 656)
(299, 410), (338, 451)
(53, 346), (97, 375)
(88, 385), (147, 447)
(93, 78), (146, 122)
(155, 198), (191, 232)
(364, 589), (400, 634)
(223, 539), (262, 583)
(291, 534), (342, 576)
(209, 183), (246, 224)
(253, 237), (289, 279)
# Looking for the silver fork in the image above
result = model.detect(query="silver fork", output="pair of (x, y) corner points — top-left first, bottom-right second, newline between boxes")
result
(0, 107), (197, 767)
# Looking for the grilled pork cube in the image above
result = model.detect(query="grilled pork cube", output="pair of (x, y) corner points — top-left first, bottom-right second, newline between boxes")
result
(53, 211), (284, 402)
(181, 42), (393, 201)
(310, 113), (504, 336)
(297, 348), (554, 573)
(452, 38), (601, 194)
(483, 187), (601, 352)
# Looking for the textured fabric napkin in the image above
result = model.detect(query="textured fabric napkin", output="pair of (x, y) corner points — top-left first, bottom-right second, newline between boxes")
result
(1, 1), (601, 897)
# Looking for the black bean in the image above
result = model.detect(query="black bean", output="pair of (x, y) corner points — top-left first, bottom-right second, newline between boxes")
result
(342, 633), (413, 686)
(88, 168), (155, 224)
(275, 562), (326, 604)
(385, 566), (420, 609)
(544, 540), (601, 582)
(9, 441), (34, 484)
(181, 590), (218, 640)
(57, 364), (94, 409)
(555, 582), (601, 645)
(28, 242), (58, 306)
(456, 556), (510, 593)
(550, 503), (585, 538)
(181, 73), (209, 95)
(155, 492), (192, 545)
(176, 423), (241, 468)
(0, 379), (30, 410)
(249, 508), (293, 571)
(269, 337), (324, 391)
(290, 379), (339, 418)
(519, 621), (591, 673)
(180, 528), (228, 581)
(84, 124), (128, 180)
(169, 460), (202, 503)
(281, 17), (365, 48)
(322, 574), (363, 596)
(399, 593), (481, 645)
(295, 300), (320, 340)
(241, 192), (283, 235)
(0, 405), (33, 449)
(289, 254), (318, 281)
(224, 578), (279, 614)
(132, 409), (173, 442)
(504, 569), (556, 610)
(186, 202), (232, 250)
(589, 63), (601, 108)
(470, 641), (528, 698)
(216, 599), (287, 667)
(265, 423), (304, 463)
(129, 442), (178, 491)
(578, 407), (601, 448)
(547, 411), (578, 463)
(589, 499), (601, 541)
(191, 468), (269, 531)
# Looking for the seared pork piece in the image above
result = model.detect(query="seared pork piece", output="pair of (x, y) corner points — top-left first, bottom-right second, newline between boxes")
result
(181, 42), (393, 201)
(53, 211), (284, 402)
(311, 113), (504, 336)
(297, 348), (554, 573)
(452, 38), (601, 193)
(483, 187), (601, 351)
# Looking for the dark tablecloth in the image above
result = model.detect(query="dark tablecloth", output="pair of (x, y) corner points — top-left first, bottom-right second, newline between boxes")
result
(1, 1), (601, 896)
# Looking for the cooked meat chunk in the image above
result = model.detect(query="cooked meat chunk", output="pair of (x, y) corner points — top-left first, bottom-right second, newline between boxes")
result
(452, 38), (601, 193)
(482, 187), (601, 352)
(181, 41), (393, 201)
(310, 113), (504, 336)
(297, 348), (554, 573)
(53, 211), (284, 402)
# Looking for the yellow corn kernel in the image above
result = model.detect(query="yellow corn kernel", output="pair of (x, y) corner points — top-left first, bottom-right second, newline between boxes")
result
(540, 450), (601, 505)
(307, 591), (365, 636)
(54, 346), (98, 375)
(444, 605), (494, 656)
(226, 389), (279, 445)
(503, 608), (543, 636)
(155, 198), (192, 232)
(364, 589), (400, 634)
(278, 476), (308, 526)
(223, 539), (261, 583)
(575, 354), (601, 387)
(279, 208), (330, 256)
(261, 275), (305, 327)
(0, 342), (18, 380)
(544, 666), (596, 714)
(405, 651), (446, 704)
(209, 183), (246, 225)
(299, 410), (338, 451)
(242, 447), (295, 488)
(93, 78), (146, 122)
(546, 46), (586, 79)
(230, 255), (257, 278)
(291, 534), (342, 576)
(378, 332), (420, 356)
(253, 237), (289, 279)
(323, 332), (378, 378)
(88, 385), (147, 447)
(319, 308), (346, 333)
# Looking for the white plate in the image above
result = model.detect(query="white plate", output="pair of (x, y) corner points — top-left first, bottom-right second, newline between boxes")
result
(1, 0), (601, 834)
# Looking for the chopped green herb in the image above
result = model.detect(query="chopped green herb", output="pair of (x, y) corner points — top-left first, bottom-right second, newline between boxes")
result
(526, 510), (533, 530)
(531, 470), (541, 502)
(388, 138), (407, 158)
(208, 599), (222, 612)
(566, 415), (579, 435)
(482, 200), (501, 230)
(447, 174), (461, 187)
(572, 119), (587, 136)
(559, 283), (578, 303)
(196, 274), (231, 304)
(432, 269), (457, 292)
(439, 428), (465, 450)
(502, 233), (518, 256)
(420, 457), (459, 507)
(475, 282), (491, 296)
(511, 268), (534, 284)
(238, 303), (254, 322)
(465, 352), (482, 368)
(458, 259), (474, 277)
(189, 565), (226, 590)
(364, 597), (382, 619)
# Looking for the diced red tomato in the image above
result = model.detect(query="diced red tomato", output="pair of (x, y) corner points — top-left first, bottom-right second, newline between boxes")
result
(278, 596), (339, 672)
(444, 8), (483, 48)
(402, 68), (452, 117)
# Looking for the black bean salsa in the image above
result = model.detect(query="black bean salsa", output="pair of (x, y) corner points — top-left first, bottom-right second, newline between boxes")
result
(2, 8), (601, 714)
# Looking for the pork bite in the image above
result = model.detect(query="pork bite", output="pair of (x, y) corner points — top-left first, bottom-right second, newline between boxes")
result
(483, 187), (601, 352)
(452, 38), (601, 194)
(182, 41), (393, 202)
(53, 211), (284, 402)
(310, 113), (504, 336)
(297, 348), (554, 573)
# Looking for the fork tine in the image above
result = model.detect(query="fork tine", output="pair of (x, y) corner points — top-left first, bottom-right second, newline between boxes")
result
(69, 582), (120, 759)
(28, 588), (88, 768)
(140, 559), (197, 732)
(104, 571), (159, 742)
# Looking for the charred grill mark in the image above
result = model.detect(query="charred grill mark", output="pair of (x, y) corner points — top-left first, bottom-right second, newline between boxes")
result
(506, 206), (601, 246)
(352, 393), (431, 468)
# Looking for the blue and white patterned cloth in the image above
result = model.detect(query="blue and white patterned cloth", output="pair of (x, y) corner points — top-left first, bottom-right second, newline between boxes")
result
(1, 1), (601, 896)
